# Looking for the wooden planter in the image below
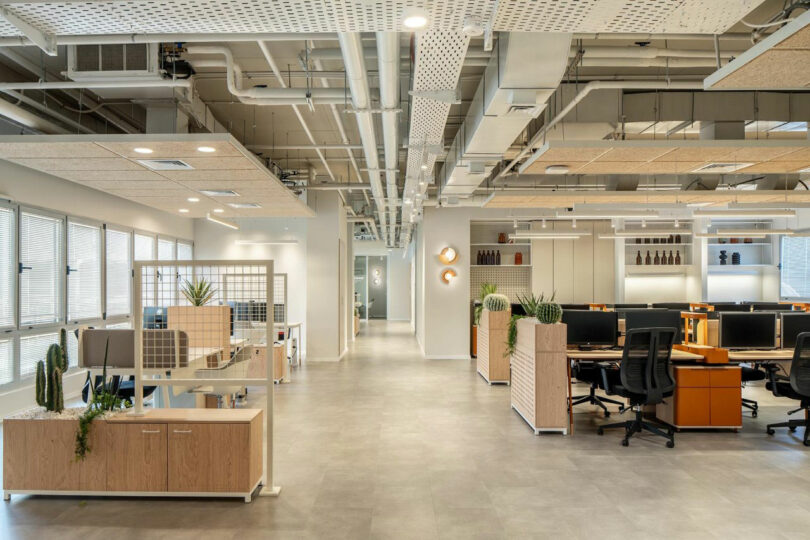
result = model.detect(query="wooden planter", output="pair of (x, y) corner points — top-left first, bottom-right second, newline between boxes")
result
(167, 305), (231, 368)
(471, 325), (478, 358)
(3, 408), (263, 502)
(477, 309), (511, 384)
(510, 319), (569, 434)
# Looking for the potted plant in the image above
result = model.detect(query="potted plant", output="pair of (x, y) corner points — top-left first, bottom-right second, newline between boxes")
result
(472, 282), (497, 357)
(168, 277), (231, 368)
(477, 293), (512, 384)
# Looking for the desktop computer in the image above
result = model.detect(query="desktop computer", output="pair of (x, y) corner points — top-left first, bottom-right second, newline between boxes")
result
(561, 310), (618, 348)
(714, 304), (753, 313)
(718, 312), (777, 349)
(624, 309), (682, 343)
(651, 302), (691, 311)
(780, 312), (810, 349)
(751, 303), (794, 311)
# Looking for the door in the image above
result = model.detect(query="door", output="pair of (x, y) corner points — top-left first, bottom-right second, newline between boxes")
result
(168, 423), (250, 492)
(106, 423), (167, 492)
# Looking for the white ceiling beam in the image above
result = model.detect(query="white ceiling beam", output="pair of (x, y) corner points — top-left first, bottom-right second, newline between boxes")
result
(0, 6), (56, 56)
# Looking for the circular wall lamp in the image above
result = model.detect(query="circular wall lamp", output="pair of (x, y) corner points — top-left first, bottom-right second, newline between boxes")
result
(440, 268), (457, 284)
(438, 246), (458, 265)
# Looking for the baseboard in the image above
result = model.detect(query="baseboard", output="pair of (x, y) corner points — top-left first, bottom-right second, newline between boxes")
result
(386, 318), (410, 322)
(424, 354), (472, 360)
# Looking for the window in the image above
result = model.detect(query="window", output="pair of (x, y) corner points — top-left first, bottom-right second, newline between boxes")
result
(134, 233), (154, 261)
(106, 228), (132, 317)
(781, 236), (810, 298)
(67, 221), (102, 321)
(0, 339), (13, 385)
(20, 332), (59, 377)
(158, 238), (175, 261)
(19, 211), (63, 326)
(177, 241), (193, 261)
(0, 206), (14, 329)
(106, 321), (132, 329)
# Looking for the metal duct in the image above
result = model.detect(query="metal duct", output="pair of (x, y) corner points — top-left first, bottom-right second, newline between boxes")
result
(376, 32), (400, 246)
(439, 32), (573, 198)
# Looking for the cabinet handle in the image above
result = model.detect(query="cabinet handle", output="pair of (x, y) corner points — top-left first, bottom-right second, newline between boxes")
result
(141, 429), (161, 434)
(173, 429), (192, 434)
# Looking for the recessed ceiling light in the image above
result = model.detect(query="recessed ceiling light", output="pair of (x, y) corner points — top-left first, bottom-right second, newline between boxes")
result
(402, 6), (429, 29)
(197, 146), (216, 153)
(545, 165), (570, 175)
(420, 164), (428, 170)
(200, 189), (239, 197)
(187, 197), (200, 202)
(213, 208), (225, 213)
(178, 208), (189, 213)
(228, 202), (262, 209)
(134, 147), (153, 154)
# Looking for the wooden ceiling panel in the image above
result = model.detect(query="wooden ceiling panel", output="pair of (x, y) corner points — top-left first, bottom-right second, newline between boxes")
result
(8, 157), (145, 171)
(159, 169), (272, 181)
(596, 147), (674, 162)
(532, 147), (611, 163)
(97, 141), (244, 158)
(60, 169), (168, 182)
(654, 147), (738, 162)
(0, 142), (118, 159)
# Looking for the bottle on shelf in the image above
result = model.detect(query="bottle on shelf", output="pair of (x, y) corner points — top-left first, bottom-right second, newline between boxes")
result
(675, 234), (682, 243)
(645, 251), (652, 265)
(644, 238), (651, 244)
(487, 250), (492, 265)
(668, 235), (674, 244)
(675, 250), (681, 265)
(515, 252), (523, 265)
(654, 251), (660, 265)
(668, 251), (674, 265)
(496, 250), (501, 265)
(477, 251), (482, 265)
(636, 251), (642, 265)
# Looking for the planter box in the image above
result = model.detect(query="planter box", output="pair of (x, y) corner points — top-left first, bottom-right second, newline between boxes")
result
(510, 319), (569, 434)
(167, 305), (231, 368)
(477, 309), (511, 384)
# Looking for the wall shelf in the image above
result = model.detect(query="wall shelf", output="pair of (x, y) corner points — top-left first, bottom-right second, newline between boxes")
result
(625, 265), (690, 276)
(471, 265), (530, 268)
(470, 243), (530, 247)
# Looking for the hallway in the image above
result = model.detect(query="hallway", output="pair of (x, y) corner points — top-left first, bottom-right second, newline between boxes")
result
(3, 320), (810, 539)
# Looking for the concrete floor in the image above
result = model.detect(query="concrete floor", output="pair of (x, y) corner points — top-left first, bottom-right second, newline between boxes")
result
(2, 320), (810, 539)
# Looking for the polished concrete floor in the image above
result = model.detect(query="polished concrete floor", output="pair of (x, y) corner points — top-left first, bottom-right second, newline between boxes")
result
(2, 320), (810, 539)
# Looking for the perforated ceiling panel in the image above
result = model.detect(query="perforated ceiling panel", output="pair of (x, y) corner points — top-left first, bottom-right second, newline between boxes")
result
(0, 0), (764, 35)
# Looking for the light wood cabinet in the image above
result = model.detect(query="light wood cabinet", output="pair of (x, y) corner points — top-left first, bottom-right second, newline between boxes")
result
(106, 424), (167, 492)
(477, 309), (511, 384)
(247, 344), (285, 382)
(168, 423), (250, 493)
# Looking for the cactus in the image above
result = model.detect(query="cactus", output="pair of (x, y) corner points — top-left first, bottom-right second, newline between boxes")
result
(34, 342), (66, 413)
(59, 328), (69, 371)
(537, 302), (563, 324)
(483, 293), (510, 312)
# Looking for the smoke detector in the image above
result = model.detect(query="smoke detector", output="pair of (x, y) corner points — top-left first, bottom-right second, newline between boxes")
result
(462, 16), (484, 37)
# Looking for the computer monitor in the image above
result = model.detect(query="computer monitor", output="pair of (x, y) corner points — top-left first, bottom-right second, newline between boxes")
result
(611, 303), (648, 309)
(780, 312), (810, 349)
(751, 303), (794, 311)
(511, 303), (527, 316)
(624, 309), (682, 343)
(714, 304), (752, 313)
(651, 303), (691, 311)
(719, 312), (777, 349)
(560, 304), (590, 311)
(143, 307), (166, 329)
(561, 310), (618, 347)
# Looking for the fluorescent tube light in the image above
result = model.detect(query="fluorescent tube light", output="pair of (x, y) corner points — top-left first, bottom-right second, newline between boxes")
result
(206, 212), (239, 230)
(509, 232), (591, 240)
(693, 209), (796, 218)
(695, 233), (767, 239)
(714, 228), (794, 236)
(235, 240), (297, 245)
(603, 230), (687, 238)
(556, 209), (660, 219)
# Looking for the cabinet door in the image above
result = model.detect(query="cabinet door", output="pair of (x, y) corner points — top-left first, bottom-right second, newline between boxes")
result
(168, 423), (250, 493)
(711, 388), (742, 427)
(106, 423), (167, 492)
(674, 387), (711, 426)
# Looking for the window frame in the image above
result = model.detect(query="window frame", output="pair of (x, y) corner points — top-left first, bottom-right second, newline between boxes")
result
(104, 223), (134, 324)
(66, 216), (104, 324)
(0, 199), (17, 332)
(18, 205), (66, 330)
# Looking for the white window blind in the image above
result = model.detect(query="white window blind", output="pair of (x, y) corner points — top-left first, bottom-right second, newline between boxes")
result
(67, 221), (102, 321)
(0, 339), (13, 385)
(177, 241), (193, 261)
(20, 333), (58, 377)
(781, 236), (810, 298)
(134, 233), (154, 261)
(0, 207), (14, 328)
(106, 321), (132, 329)
(106, 229), (132, 317)
(20, 211), (63, 326)
(158, 238), (175, 261)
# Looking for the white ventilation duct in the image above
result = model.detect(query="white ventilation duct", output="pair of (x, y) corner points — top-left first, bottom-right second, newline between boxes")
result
(439, 32), (573, 197)
(376, 32), (399, 245)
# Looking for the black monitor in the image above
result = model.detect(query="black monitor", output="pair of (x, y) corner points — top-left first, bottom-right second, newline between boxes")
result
(510, 303), (527, 316)
(143, 307), (166, 329)
(624, 309), (682, 343)
(751, 303), (794, 311)
(780, 312), (810, 349)
(561, 310), (618, 347)
(651, 302), (690, 311)
(714, 304), (752, 313)
(719, 313), (777, 349)
(611, 303), (648, 309)
(560, 304), (590, 311)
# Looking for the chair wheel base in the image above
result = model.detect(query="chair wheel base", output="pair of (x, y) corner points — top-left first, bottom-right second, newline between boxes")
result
(666, 440), (675, 448)
(752, 411), (758, 418)
(767, 428), (775, 435)
(597, 427), (604, 436)
(604, 411), (610, 418)
(803, 440), (810, 447)
(621, 439), (629, 447)
(790, 426), (798, 433)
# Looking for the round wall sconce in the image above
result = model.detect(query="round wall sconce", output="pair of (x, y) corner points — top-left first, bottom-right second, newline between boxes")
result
(438, 246), (458, 265)
(440, 268), (457, 284)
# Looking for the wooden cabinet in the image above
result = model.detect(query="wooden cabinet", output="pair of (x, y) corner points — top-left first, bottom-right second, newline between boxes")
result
(477, 309), (511, 384)
(656, 366), (741, 429)
(168, 423), (250, 493)
(106, 424), (167, 492)
(247, 344), (286, 382)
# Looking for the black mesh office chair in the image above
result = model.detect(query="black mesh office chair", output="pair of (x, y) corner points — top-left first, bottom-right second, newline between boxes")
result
(570, 363), (625, 417)
(596, 328), (677, 448)
(741, 365), (766, 417)
(765, 331), (810, 446)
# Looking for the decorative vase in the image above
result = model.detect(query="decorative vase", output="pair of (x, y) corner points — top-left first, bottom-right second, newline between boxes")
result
(515, 252), (523, 265)
(730, 238), (739, 244)
(732, 252), (741, 265)
(719, 250), (728, 265)
(498, 233), (507, 244)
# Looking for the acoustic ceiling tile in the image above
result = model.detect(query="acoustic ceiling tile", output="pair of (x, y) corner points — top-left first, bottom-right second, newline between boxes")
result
(633, 161), (705, 174)
(97, 141), (245, 158)
(179, 157), (256, 170)
(59, 169), (168, 182)
(159, 169), (272, 181)
(596, 147), (674, 162)
(7, 157), (146, 171)
(0, 142), (118, 159)
(736, 161), (809, 173)
(655, 147), (738, 162)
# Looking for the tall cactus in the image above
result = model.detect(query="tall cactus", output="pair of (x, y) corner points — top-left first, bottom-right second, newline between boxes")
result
(35, 342), (66, 413)
(59, 328), (69, 371)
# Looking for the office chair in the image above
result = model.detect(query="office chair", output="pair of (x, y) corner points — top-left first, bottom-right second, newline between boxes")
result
(570, 362), (625, 417)
(596, 328), (677, 448)
(741, 365), (766, 417)
(765, 332), (810, 446)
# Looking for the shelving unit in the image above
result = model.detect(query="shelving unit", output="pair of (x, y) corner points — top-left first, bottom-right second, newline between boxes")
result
(621, 223), (693, 277)
(470, 221), (532, 302)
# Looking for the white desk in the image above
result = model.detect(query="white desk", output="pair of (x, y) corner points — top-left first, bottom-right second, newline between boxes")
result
(566, 349), (704, 362)
(274, 321), (302, 366)
(728, 349), (794, 362)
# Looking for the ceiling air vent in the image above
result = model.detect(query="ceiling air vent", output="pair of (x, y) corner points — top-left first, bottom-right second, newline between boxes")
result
(200, 189), (239, 197)
(228, 202), (262, 209)
(137, 159), (193, 171)
(691, 162), (753, 173)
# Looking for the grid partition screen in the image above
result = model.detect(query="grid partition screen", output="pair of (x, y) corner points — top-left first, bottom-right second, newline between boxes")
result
(67, 221), (102, 321)
(0, 206), (14, 329)
(19, 211), (63, 326)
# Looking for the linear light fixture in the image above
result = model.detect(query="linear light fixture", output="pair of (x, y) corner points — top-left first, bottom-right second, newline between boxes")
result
(693, 209), (797, 218)
(602, 229), (687, 238)
(715, 228), (795, 236)
(235, 240), (297, 245)
(694, 233), (767, 239)
(206, 212), (239, 230)
(509, 232), (591, 240)
(556, 209), (660, 220)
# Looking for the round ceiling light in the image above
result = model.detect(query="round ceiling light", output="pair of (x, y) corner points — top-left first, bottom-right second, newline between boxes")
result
(438, 246), (458, 265)
(134, 147), (153, 154)
(197, 146), (216, 153)
(462, 16), (484, 37)
(440, 268), (457, 284)
(545, 165), (570, 175)
(179, 208), (189, 213)
(402, 7), (429, 29)
(187, 197), (200, 202)
(213, 208), (225, 213)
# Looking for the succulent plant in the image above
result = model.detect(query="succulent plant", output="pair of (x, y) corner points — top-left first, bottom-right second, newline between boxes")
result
(483, 293), (510, 312)
(536, 301), (563, 324)
(35, 343), (65, 413)
(181, 277), (217, 306)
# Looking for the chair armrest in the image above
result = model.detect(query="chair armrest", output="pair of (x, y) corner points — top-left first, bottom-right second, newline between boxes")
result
(764, 364), (787, 396)
(596, 362), (618, 395)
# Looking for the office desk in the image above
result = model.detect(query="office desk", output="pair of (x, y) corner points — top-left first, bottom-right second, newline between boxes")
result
(566, 349), (704, 362)
(728, 349), (794, 362)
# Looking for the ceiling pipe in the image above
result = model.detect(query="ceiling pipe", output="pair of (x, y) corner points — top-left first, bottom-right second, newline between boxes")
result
(573, 45), (743, 59)
(248, 144), (364, 151)
(0, 95), (69, 133)
(377, 31), (400, 246)
(577, 57), (723, 68)
(0, 79), (191, 90)
(572, 33), (753, 41)
(494, 80), (704, 181)
(0, 33), (338, 48)
(338, 32), (389, 245)
(1, 90), (94, 134)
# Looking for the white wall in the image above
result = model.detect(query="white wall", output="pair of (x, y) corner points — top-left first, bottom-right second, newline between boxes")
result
(353, 240), (413, 322)
(192, 216), (308, 356)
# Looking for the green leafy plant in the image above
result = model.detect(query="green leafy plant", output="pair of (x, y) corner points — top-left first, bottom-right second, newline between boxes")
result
(473, 282), (497, 325)
(482, 293), (510, 312)
(75, 338), (130, 460)
(35, 329), (69, 413)
(505, 314), (526, 357)
(181, 277), (217, 306)
(516, 292), (544, 318)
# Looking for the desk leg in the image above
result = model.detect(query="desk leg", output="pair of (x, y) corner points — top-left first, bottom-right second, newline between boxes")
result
(567, 360), (573, 436)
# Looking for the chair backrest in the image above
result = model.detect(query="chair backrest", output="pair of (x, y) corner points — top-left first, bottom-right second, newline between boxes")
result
(790, 332), (810, 397)
(80, 329), (188, 369)
(620, 327), (676, 404)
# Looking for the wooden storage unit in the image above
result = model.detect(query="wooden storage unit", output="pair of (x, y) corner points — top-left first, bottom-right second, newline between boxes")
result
(477, 309), (511, 384)
(247, 343), (286, 382)
(656, 366), (742, 429)
(167, 305), (232, 368)
(4, 408), (263, 502)
(510, 318), (569, 434)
